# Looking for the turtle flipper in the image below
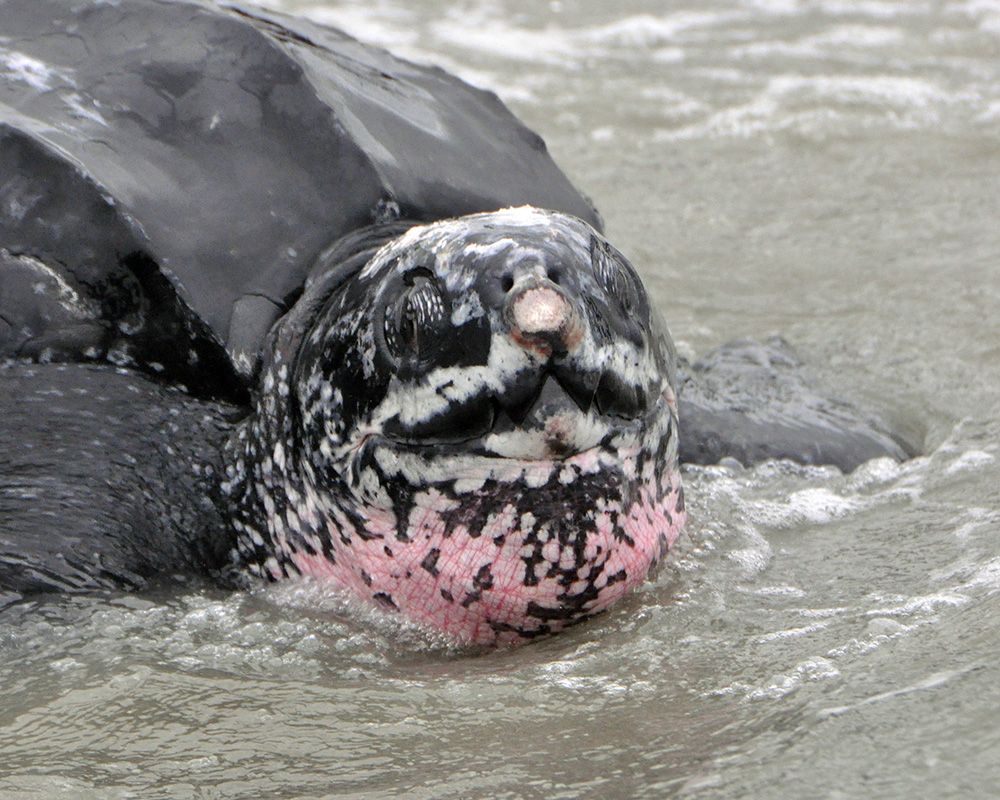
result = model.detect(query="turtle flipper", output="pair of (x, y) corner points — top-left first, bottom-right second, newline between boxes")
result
(0, 362), (234, 596)
(677, 337), (916, 472)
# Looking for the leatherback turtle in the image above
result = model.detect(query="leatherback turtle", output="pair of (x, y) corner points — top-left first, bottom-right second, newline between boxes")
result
(0, 0), (910, 644)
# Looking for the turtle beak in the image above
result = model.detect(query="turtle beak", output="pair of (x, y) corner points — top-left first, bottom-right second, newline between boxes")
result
(491, 368), (598, 433)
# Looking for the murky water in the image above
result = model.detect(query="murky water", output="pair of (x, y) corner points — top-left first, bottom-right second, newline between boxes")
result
(3, 0), (1000, 797)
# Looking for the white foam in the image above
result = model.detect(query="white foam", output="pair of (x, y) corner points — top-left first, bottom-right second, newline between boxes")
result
(865, 591), (970, 617)
(949, 507), (996, 540)
(740, 0), (804, 13)
(770, 74), (957, 109)
(726, 524), (773, 574)
(740, 656), (841, 701)
(429, 18), (577, 67)
(755, 622), (830, 643)
(807, 24), (906, 47)
(815, 0), (932, 19)
(749, 584), (807, 598)
(962, 557), (1000, 593)
(746, 487), (863, 527)
(944, 449), (995, 475)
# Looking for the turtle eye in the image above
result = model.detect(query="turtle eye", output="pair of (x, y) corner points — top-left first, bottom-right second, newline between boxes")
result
(592, 235), (641, 315)
(383, 270), (448, 362)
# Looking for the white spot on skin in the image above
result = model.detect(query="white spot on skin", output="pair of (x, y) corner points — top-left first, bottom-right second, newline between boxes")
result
(482, 412), (611, 461)
(454, 475), (487, 494)
(413, 488), (460, 513)
(524, 463), (554, 488)
(451, 289), (484, 325)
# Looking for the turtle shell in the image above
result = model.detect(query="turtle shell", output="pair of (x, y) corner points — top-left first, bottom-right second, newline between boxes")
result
(0, 0), (601, 400)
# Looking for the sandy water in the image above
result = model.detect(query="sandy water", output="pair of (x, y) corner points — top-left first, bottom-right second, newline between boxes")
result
(2, 0), (1000, 797)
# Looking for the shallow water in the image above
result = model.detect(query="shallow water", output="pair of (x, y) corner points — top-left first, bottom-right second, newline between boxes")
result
(3, 0), (1000, 797)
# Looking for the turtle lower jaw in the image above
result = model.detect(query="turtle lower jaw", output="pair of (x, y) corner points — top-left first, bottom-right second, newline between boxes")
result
(370, 392), (668, 464)
(364, 436), (620, 487)
(368, 427), (641, 470)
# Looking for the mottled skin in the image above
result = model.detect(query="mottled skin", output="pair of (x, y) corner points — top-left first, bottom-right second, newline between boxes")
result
(224, 208), (684, 644)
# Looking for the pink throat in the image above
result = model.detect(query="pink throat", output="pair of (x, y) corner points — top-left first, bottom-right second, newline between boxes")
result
(278, 470), (685, 645)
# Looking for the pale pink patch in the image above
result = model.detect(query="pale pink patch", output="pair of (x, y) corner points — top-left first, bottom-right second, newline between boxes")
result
(287, 468), (686, 645)
(511, 286), (571, 334)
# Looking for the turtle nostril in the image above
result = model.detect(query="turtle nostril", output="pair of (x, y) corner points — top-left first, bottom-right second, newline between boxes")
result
(501, 274), (514, 293)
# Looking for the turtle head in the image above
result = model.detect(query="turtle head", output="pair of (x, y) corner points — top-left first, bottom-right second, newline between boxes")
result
(227, 207), (684, 644)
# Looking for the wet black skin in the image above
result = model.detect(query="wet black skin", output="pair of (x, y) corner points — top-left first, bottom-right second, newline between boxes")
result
(678, 337), (915, 468)
(0, 363), (234, 606)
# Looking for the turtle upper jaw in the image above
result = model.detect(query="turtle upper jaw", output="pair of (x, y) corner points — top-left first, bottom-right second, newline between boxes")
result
(375, 360), (662, 462)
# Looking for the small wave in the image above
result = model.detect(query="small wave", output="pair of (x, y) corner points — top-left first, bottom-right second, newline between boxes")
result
(815, 0), (933, 19)
(709, 655), (840, 701)
(429, 17), (579, 67)
(583, 11), (743, 47)
(944, 449), (995, 475)
(657, 72), (974, 141)
(818, 666), (974, 719)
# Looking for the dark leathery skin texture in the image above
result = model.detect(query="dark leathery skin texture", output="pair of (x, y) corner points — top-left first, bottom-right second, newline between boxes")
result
(0, 362), (234, 602)
(223, 208), (685, 644)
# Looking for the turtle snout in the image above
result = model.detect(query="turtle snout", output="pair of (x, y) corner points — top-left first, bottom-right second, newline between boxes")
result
(498, 271), (654, 423)
(504, 278), (584, 355)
